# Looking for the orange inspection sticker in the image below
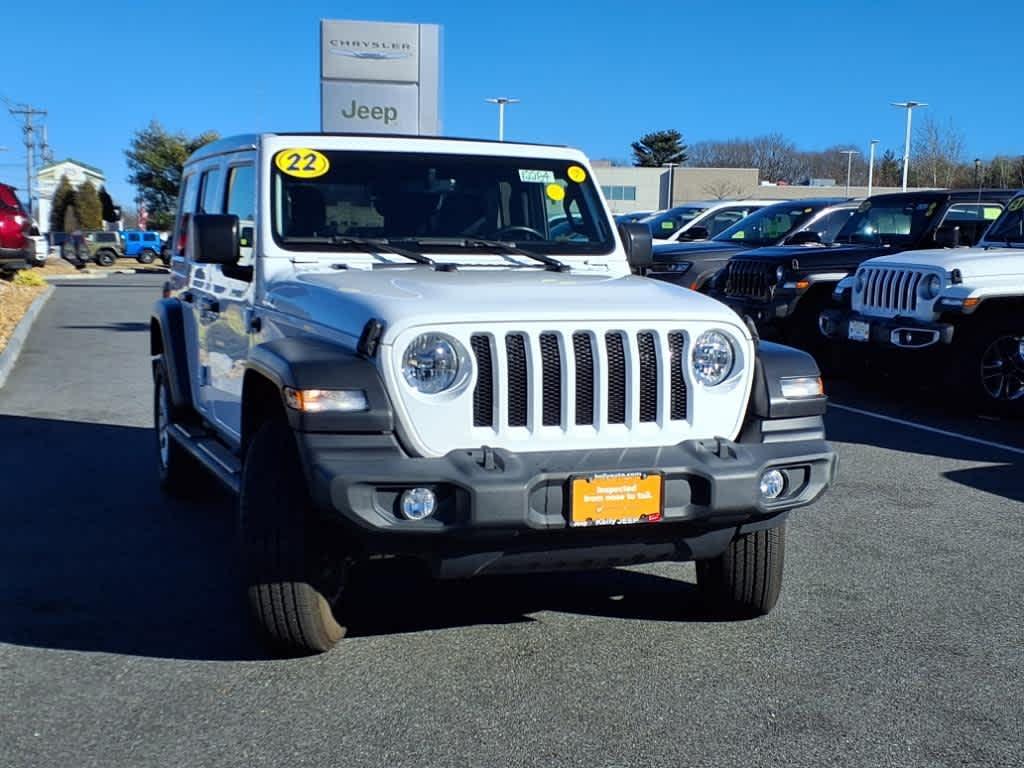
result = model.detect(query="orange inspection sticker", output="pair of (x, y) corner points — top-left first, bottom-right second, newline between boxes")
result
(567, 165), (587, 183)
(570, 472), (663, 527)
(546, 183), (566, 201)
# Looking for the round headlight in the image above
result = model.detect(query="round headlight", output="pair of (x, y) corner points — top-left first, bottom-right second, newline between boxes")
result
(921, 274), (942, 300)
(775, 265), (786, 282)
(402, 333), (466, 394)
(691, 330), (736, 386)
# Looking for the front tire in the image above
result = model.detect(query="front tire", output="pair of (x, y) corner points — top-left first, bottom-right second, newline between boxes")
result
(959, 326), (1024, 416)
(154, 358), (209, 496)
(696, 524), (786, 617)
(96, 249), (116, 267)
(239, 420), (348, 655)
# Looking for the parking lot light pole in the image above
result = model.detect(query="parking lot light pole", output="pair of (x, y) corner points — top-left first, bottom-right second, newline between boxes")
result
(892, 101), (927, 192)
(867, 139), (879, 197)
(485, 97), (520, 142)
(840, 150), (859, 198)
(662, 162), (679, 208)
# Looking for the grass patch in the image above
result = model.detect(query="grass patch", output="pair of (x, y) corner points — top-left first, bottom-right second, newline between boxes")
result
(0, 276), (47, 354)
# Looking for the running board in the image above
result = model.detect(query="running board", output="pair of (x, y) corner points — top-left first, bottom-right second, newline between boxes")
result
(168, 423), (242, 495)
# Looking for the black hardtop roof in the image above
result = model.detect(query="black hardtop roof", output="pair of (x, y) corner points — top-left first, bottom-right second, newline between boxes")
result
(865, 189), (1018, 204)
(758, 197), (850, 208)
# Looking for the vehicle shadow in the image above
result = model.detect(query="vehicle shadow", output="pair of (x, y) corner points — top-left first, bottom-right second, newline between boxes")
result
(61, 322), (150, 332)
(0, 415), (721, 661)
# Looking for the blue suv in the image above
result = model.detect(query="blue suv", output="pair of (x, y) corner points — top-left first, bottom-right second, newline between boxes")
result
(122, 230), (162, 263)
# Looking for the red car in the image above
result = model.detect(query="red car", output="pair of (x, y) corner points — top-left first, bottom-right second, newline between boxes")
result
(0, 182), (32, 274)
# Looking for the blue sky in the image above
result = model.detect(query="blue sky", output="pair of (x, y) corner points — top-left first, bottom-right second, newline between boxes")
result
(2, 0), (1021, 209)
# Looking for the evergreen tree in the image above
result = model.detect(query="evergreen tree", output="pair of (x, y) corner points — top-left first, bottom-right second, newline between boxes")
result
(877, 150), (901, 188)
(49, 174), (75, 232)
(98, 185), (119, 223)
(631, 130), (688, 167)
(76, 180), (103, 230)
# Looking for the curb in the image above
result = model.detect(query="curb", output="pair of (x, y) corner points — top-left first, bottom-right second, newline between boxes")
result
(0, 285), (55, 390)
(42, 266), (170, 282)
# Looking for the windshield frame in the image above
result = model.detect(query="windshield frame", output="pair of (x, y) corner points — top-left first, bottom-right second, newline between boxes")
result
(268, 149), (616, 258)
(832, 196), (946, 247)
(980, 196), (1024, 246)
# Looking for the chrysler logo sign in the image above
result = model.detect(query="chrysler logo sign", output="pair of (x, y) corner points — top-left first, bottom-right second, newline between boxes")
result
(327, 40), (414, 60)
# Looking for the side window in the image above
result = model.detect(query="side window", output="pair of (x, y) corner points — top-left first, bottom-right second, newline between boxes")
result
(224, 164), (256, 220)
(940, 203), (1004, 245)
(198, 168), (222, 214)
(706, 210), (745, 236)
(143, 233), (157, 242)
(174, 174), (198, 257)
(127, 233), (140, 242)
(819, 209), (856, 242)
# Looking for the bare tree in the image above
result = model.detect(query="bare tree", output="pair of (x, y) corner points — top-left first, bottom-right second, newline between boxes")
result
(701, 180), (746, 200)
(913, 116), (965, 187)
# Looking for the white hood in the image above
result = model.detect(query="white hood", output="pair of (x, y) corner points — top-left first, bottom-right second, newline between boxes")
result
(860, 245), (1024, 281)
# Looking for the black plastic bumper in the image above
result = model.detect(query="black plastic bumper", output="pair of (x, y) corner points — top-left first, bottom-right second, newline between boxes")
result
(714, 293), (800, 326)
(819, 308), (955, 349)
(297, 422), (836, 576)
(0, 248), (30, 272)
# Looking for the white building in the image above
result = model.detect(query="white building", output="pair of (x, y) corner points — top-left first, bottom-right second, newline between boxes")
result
(36, 158), (106, 234)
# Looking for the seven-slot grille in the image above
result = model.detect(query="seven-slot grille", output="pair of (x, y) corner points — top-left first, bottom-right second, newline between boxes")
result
(471, 330), (688, 430)
(858, 267), (927, 313)
(724, 260), (775, 301)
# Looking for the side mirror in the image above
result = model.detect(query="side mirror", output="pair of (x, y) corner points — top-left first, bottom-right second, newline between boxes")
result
(681, 225), (709, 241)
(619, 222), (653, 273)
(934, 226), (961, 248)
(190, 214), (240, 265)
(788, 230), (822, 246)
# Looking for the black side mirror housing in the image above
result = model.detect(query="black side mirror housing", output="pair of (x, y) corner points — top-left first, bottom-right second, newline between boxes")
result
(619, 222), (653, 273)
(934, 225), (961, 248)
(191, 214), (240, 265)
(681, 225), (710, 241)
(787, 230), (822, 246)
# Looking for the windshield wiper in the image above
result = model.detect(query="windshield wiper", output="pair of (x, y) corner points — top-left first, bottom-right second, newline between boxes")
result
(328, 236), (441, 268)
(406, 237), (571, 272)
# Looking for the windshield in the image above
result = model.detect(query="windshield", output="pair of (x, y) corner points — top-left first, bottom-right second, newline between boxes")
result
(642, 206), (708, 238)
(983, 196), (1024, 244)
(712, 203), (824, 246)
(270, 150), (614, 255)
(833, 198), (941, 246)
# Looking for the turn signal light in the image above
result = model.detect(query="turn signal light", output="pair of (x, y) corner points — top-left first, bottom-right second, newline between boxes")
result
(283, 387), (369, 413)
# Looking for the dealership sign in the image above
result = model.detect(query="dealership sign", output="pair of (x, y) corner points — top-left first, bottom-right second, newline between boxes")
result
(320, 19), (440, 135)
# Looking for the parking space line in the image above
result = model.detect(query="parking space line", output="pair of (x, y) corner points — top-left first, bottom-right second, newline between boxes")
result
(829, 402), (1024, 458)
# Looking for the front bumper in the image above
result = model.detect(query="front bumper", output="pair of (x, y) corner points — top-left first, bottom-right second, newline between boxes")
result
(297, 423), (836, 575)
(711, 292), (801, 328)
(818, 308), (954, 349)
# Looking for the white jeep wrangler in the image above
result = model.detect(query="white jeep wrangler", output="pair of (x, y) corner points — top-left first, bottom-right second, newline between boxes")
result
(821, 192), (1024, 414)
(151, 133), (836, 654)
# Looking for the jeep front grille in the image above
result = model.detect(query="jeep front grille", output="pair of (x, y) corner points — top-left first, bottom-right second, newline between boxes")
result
(725, 260), (774, 301)
(470, 330), (688, 431)
(858, 267), (925, 314)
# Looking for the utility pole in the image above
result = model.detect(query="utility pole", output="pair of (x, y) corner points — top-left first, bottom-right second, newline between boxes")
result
(866, 139), (879, 198)
(484, 97), (520, 142)
(891, 101), (927, 192)
(8, 103), (48, 219)
(839, 150), (859, 198)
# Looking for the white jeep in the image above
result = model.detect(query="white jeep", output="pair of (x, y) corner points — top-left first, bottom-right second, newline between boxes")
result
(821, 192), (1024, 413)
(151, 133), (836, 654)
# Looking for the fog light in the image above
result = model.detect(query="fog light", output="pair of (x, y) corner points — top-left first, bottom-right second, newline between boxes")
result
(400, 487), (437, 520)
(759, 470), (785, 500)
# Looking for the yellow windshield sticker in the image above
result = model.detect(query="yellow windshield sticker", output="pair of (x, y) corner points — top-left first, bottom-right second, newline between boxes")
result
(546, 183), (565, 202)
(732, 231), (745, 240)
(567, 165), (587, 183)
(984, 206), (1001, 220)
(275, 149), (330, 178)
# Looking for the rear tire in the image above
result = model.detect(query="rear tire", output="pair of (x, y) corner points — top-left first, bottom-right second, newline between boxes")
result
(137, 248), (156, 264)
(696, 524), (786, 617)
(96, 249), (116, 267)
(239, 420), (348, 655)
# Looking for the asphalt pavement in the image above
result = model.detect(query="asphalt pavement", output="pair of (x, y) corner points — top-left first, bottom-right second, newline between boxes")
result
(0, 275), (1021, 768)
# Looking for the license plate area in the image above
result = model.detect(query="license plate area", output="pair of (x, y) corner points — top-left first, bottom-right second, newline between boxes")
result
(848, 319), (870, 342)
(570, 472), (663, 527)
